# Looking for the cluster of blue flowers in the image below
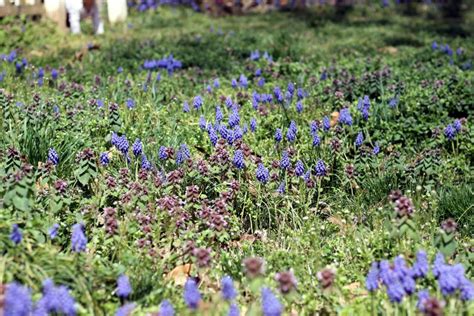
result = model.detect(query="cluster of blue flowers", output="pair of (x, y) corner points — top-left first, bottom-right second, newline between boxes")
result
(366, 251), (473, 307)
(444, 119), (462, 141)
(142, 54), (182, 74)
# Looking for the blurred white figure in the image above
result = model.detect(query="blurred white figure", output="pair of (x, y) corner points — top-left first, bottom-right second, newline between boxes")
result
(65, 0), (104, 34)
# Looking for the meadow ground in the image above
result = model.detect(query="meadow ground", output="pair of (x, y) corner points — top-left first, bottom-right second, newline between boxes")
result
(1, 3), (474, 315)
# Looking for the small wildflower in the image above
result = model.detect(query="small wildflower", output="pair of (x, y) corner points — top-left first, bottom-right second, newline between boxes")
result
(117, 274), (132, 299)
(10, 224), (22, 245)
(184, 279), (201, 310)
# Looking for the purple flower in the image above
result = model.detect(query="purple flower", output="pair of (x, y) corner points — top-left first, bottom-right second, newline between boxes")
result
(199, 115), (207, 130)
(322, 116), (330, 131)
(287, 121), (297, 142)
(225, 96), (233, 108)
(373, 143), (380, 155)
(460, 278), (474, 301)
(184, 279), (201, 310)
(389, 97), (399, 108)
(176, 144), (190, 165)
(159, 146), (168, 160)
(48, 224), (60, 239)
(117, 274), (132, 299)
(412, 250), (429, 279)
(444, 124), (456, 140)
(432, 41), (438, 50)
(296, 101), (303, 113)
(35, 279), (76, 316)
(275, 128), (282, 143)
(432, 253), (445, 278)
(274, 86), (283, 103)
(366, 262), (379, 291)
(387, 281), (405, 303)
(297, 88), (306, 100)
(338, 108), (353, 126)
(261, 287), (283, 316)
(417, 290), (430, 311)
(132, 139), (143, 157)
(5, 282), (32, 316)
(126, 98), (135, 109)
(221, 276), (237, 301)
(208, 127), (219, 146)
(355, 132), (364, 147)
(71, 223), (87, 253)
(215, 106), (223, 122)
(239, 74), (248, 88)
(48, 148), (59, 165)
(228, 110), (240, 128)
(231, 78), (237, 88)
(276, 182), (285, 194)
(258, 77), (265, 87)
(255, 68), (262, 76)
(250, 118), (257, 132)
(51, 69), (58, 80)
(141, 154), (151, 170)
(193, 95), (203, 109)
(10, 224), (22, 245)
(233, 150), (245, 170)
(228, 304), (239, 316)
(213, 78), (220, 88)
(159, 300), (174, 316)
(453, 119), (462, 133)
(256, 163), (270, 184)
(100, 152), (110, 165)
(115, 303), (135, 316)
(295, 160), (305, 177)
(287, 82), (295, 95)
(279, 151), (290, 170)
(315, 159), (327, 177)
(303, 170), (311, 182)
(183, 101), (190, 113)
(312, 134), (321, 147)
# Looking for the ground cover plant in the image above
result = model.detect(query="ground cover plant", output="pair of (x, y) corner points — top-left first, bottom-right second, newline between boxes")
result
(1, 1), (474, 315)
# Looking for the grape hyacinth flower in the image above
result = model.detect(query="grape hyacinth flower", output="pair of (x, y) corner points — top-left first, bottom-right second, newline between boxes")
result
(258, 77), (265, 87)
(389, 97), (399, 108)
(276, 181), (285, 194)
(412, 250), (429, 279)
(213, 78), (220, 88)
(48, 148), (59, 165)
(228, 304), (239, 316)
(338, 108), (353, 126)
(315, 159), (327, 177)
(279, 151), (290, 170)
(10, 224), (22, 245)
(35, 279), (77, 316)
(297, 88), (306, 100)
(256, 163), (270, 184)
(100, 152), (110, 165)
(51, 68), (58, 80)
(126, 98), (135, 109)
(287, 82), (295, 96)
(228, 109), (240, 128)
(117, 274), (132, 299)
(323, 116), (331, 131)
(432, 41), (438, 50)
(275, 128), (282, 143)
(71, 223), (87, 253)
(453, 119), (462, 133)
(141, 154), (151, 170)
(48, 224), (60, 239)
(159, 300), (174, 316)
(261, 287), (283, 316)
(417, 290), (430, 311)
(231, 78), (238, 88)
(444, 124), (456, 140)
(176, 144), (190, 165)
(215, 106), (223, 122)
(233, 150), (245, 170)
(132, 139), (143, 157)
(5, 282), (32, 316)
(115, 303), (135, 316)
(365, 262), (379, 291)
(221, 276), (237, 301)
(296, 101), (303, 113)
(199, 115), (207, 130)
(295, 160), (305, 177)
(250, 118), (257, 132)
(287, 121), (297, 142)
(312, 133), (321, 147)
(373, 143), (380, 155)
(184, 279), (201, 310)
(239, 74), (248, 88)
(193, 95), (203, 110)
(208, 127), (219, 147)
(183, 101), (190, 113)
(355, 132), (364, 147)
